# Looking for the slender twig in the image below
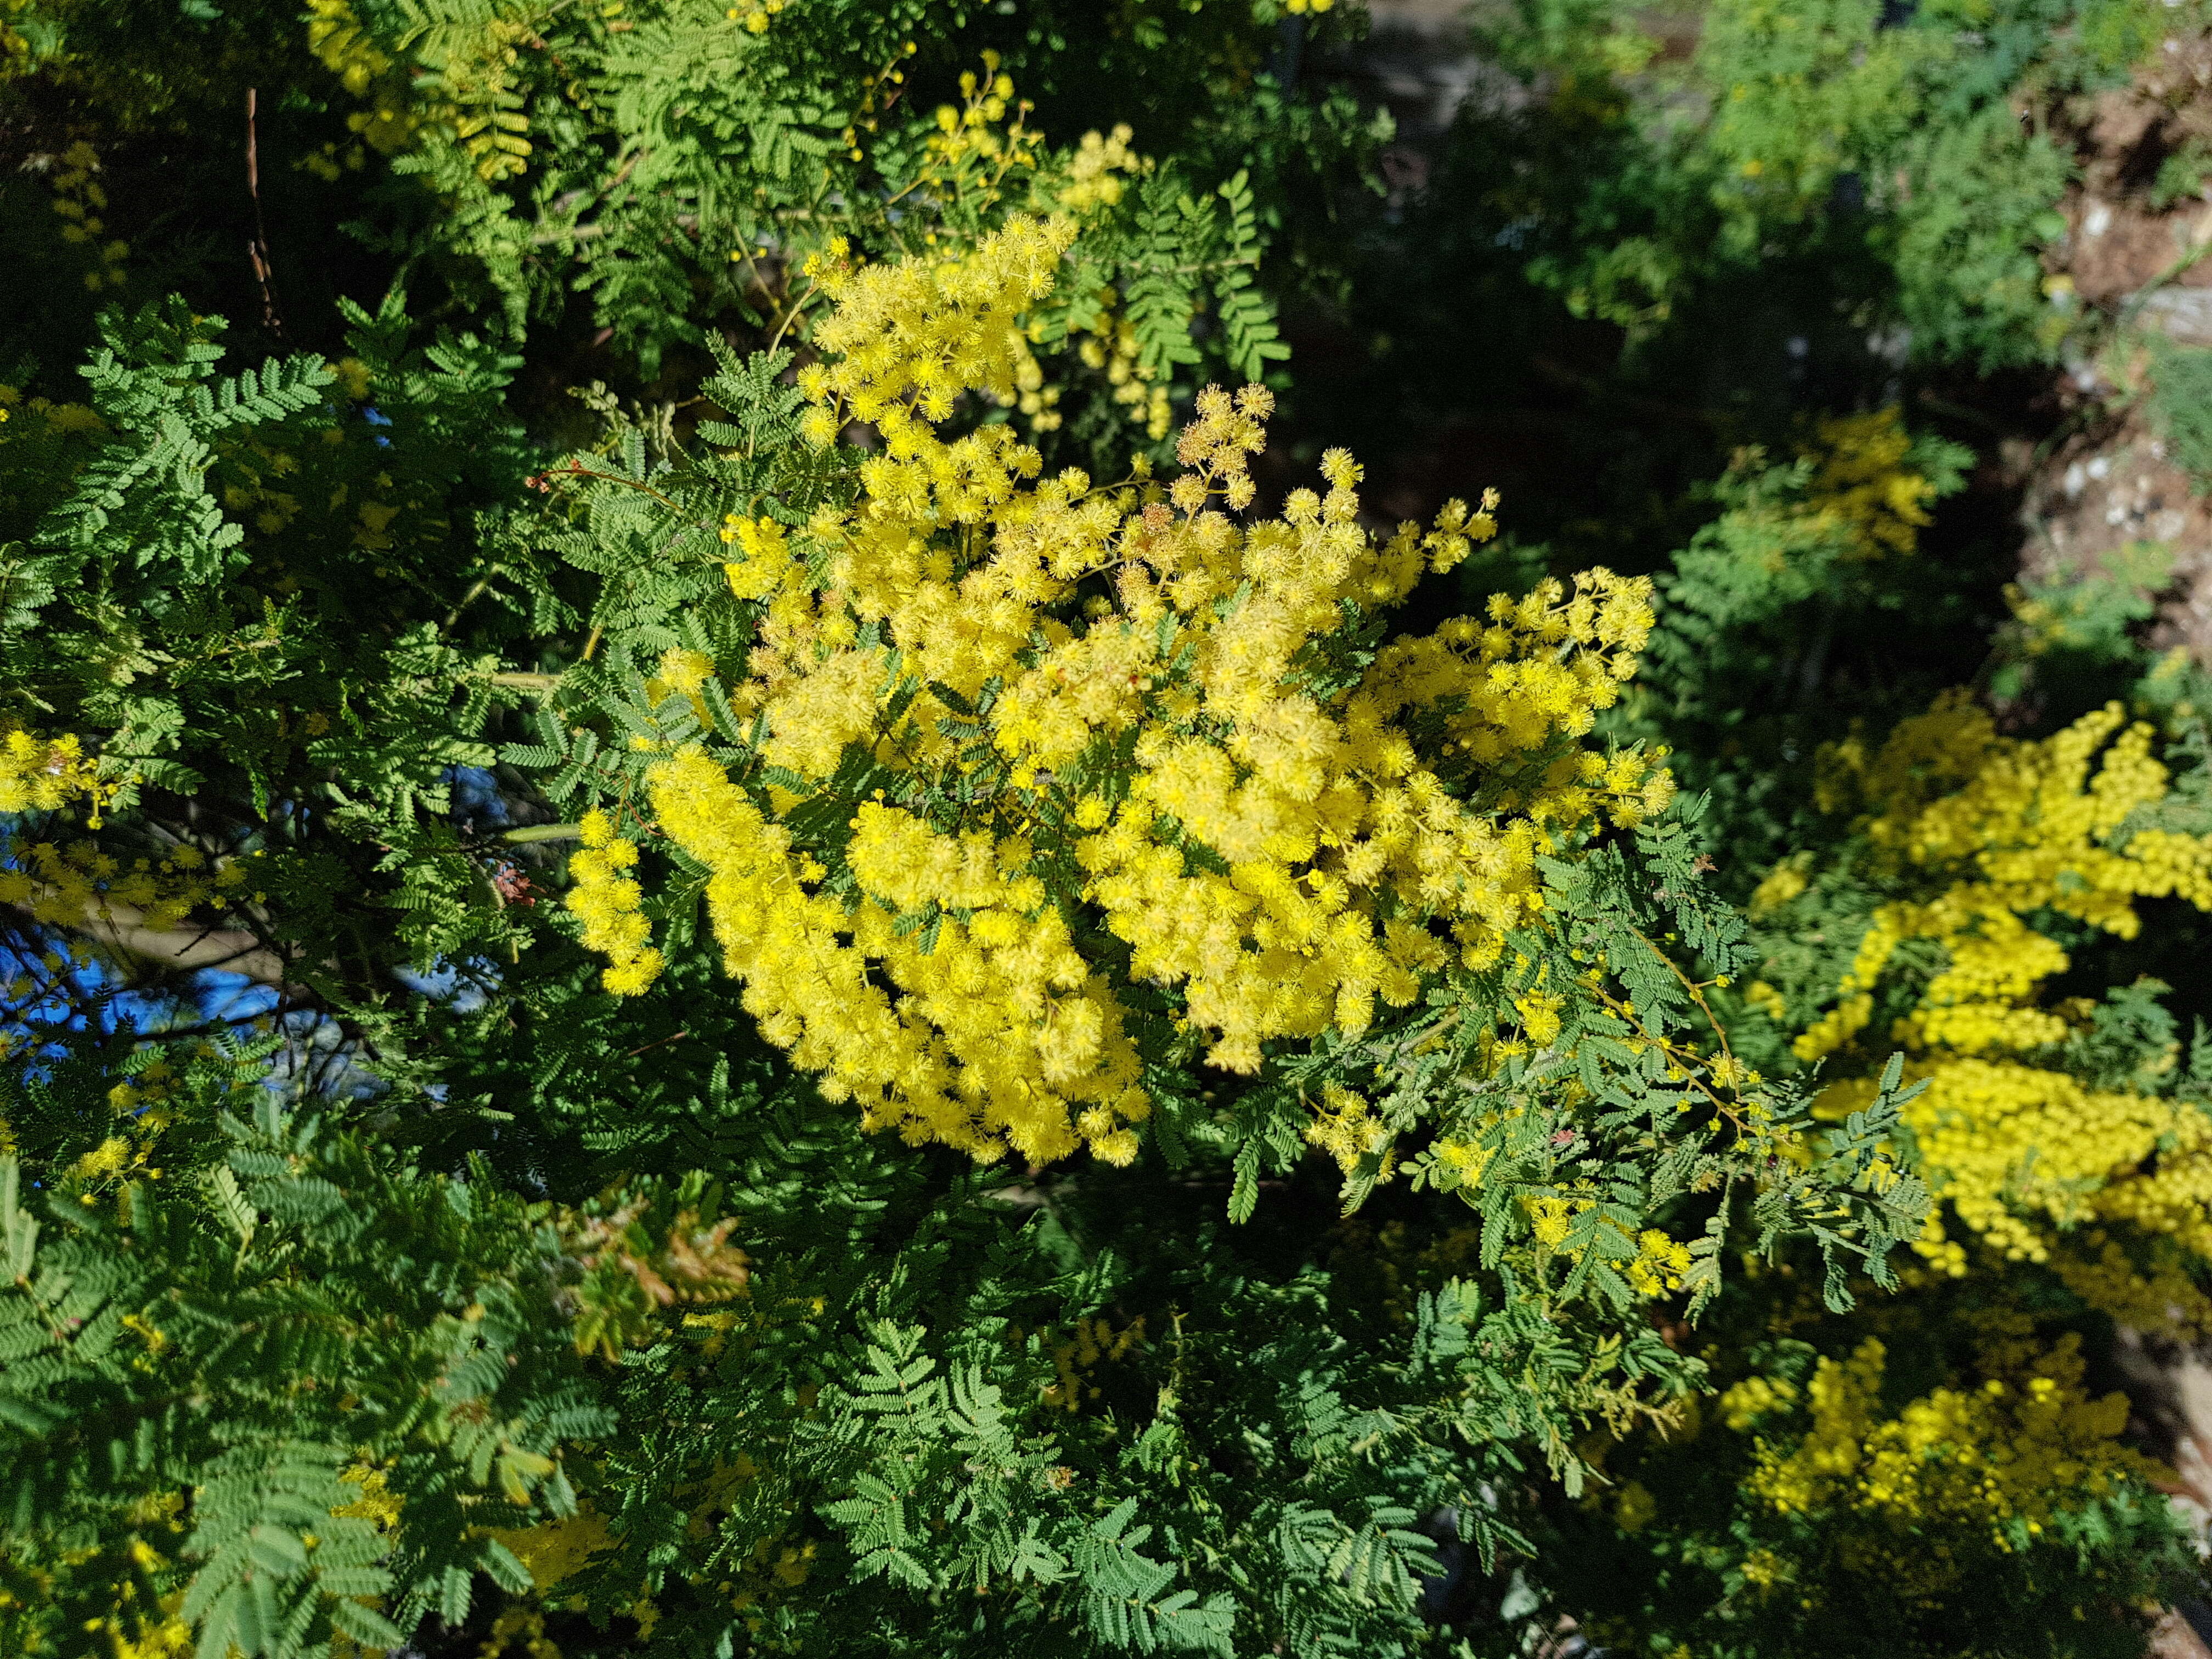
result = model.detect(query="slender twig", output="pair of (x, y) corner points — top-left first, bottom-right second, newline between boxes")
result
(501, 823), (586, 845)
(2116, 210), (2212, 334)
(245, 89), (286, 341)
(533, 461), (686, 514)
(620, 1028), (690, 1060)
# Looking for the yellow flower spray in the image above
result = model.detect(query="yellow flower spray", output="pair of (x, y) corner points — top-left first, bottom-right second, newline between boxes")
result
(1780, 692), (2212, 1318)
(578, 216), (1671, 1169)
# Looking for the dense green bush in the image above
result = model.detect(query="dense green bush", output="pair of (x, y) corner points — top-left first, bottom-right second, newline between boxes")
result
(4, 1), (2211, 1655)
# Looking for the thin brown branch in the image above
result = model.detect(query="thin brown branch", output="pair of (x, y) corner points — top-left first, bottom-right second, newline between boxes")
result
(245, 89), (286, 341)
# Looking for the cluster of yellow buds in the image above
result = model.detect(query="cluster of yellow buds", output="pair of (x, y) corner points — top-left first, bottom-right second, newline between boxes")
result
(305, 0), (419, 155)
(46, 140), (129, 292)
(1057, 125), (1144, 213)
(900, 51), (1041, 216)
(1071, 291), (1172, 439)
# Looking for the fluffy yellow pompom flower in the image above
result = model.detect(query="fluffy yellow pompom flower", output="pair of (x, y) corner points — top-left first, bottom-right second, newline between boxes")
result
(0, 727), (104, 815)
(1803, 406), (1943, 559)
(585, 218), (1668, 1167)
(565, 810), (663, 996)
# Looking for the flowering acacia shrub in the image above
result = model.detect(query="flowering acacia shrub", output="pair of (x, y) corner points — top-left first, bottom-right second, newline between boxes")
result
(1743, 694), (2212, 1327)
(1527, 385), (2212, 1652)
(7, 1), (2210, 1652)
(1723, 1331), (2152, 1547)
(1545, 1266), (2195, 1659)
(541, 222), (1792, 1196)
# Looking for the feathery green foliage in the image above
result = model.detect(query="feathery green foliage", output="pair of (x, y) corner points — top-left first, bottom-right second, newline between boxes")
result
(5, 0), (2212, 1654)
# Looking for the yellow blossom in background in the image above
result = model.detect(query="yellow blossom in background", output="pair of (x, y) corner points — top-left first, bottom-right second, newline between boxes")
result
(579, 218), (1671, 1169)
(1803, 697), (2210, 1063)
(1718, 1373), (1798, 1432)
(1802, 407), (1941, 559)
(334, 1463), (404, 1531)
(1821, 1059), (2212, 1266)
(1059, 124), (1143, 213)
(103, 1595), (194, 1658)
(1742, 979), (1788, 1023)
(479, 1505), (614, 1593)
(1747, 859), (1807, 916)
(476, 1606), (563, 1659)
(0, 837), (249, 933)
(1043, 1313), (1147, 1411)
(723, 0), (783, 33)
(1737, 1335), (2155, 1554)
(1780, 691), (2212, 1322)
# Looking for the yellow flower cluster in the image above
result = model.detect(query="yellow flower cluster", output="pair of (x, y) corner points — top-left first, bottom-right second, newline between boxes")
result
(650, 748), (1147, 1164)
(1043, 1313), (1147, 1412)
(1000, 327), (1066, 432)
(1302, 1083), (1393, 1178)
(998, 283), (1171, 441)
(1801, 407), (1941, 559)
(1784, 694), (2212, 1305)
(0, 726), (103, 815)
(1059, 123), (1144, 213)
(917, 55), (1037, 185)
(1822, 1058), (2212, 1265)
(2045, 1231), (2212, 1335)
(1729, 1335), (2154, 1548)
(1523, 1193), (1691, 1297)
(306, 0), (534, 178)
(334, 1462), (404, 1531)
(476, 1607), (563, 1659)
(481, 1505), (614, 1594)
(1526, 1194), (1589, 1249)
(0, 837), (250, 931)
(86, 1589), (193, 1659)
(1622, 1228), (1695, 1296)
(563, 810), (662, 996)
(0, 384), (104, 440)
(1804, 697), (2212, 1062)
(1746, 859), (1808, 916)
(723, 0), (784, 35)
(46, 139), (130, 293)
(587, 220), (1670, 1167)
(1071, 290), (1173, 440)
(306, 0), (419, 155)
(798, 216), (1077, 436)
